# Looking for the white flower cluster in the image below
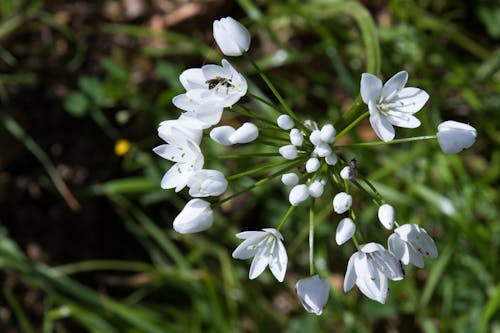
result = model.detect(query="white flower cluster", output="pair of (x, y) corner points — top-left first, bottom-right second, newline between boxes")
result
(153, 16), (478, 314)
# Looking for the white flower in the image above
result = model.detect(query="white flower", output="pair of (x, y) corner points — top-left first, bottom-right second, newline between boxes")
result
(388, 224), (438, 268)
(378, 204), (395, 230)
(308, 180), (324, 198)
(279, 144), (298, 160)
(172, 95), (224, 128)
(361, 71), (429, 142)
(210, 126), (235, 145)
(153, 128), (204, 192)
(232, 228), (288, 282)
(213, 17), (251, 56)
(289, 184), (310, 206)
(173, 199), (213, 234)
(229, 122), (259, 144)
(177, 59), (247, 108)
(320, 124), (336, 143)
(437, 120), (477, 154)
(295, 275), (330, 315)
(309, 130), (322, 146)
(277, 114), (294, 130)
(333, 192), (352, 214)
(289, 128), (303, 146)
(336, 218), (356, 245)
(187, 169), (228, 197)
(281, 173), (299, 186)
(305, 157), (320, 173)
(344, 243), (404, 303)
(158, 115), (204, 144)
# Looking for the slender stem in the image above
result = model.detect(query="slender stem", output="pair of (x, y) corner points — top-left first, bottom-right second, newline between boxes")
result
(247, 92), (282, 113)
(215, 152), (281, 160)
(340, 95), (364, 125)
(309, 200), (315, 276)
(335, 135), (437, 149)
(352, 235), (361, 251)
(351, 179), (382, 205)
(233, 104), (278, 127)
(335, 111), (369, 141)
(277, 205), (296, 230)
(227, 160), (291, 181)
(243, 52), (305, 130)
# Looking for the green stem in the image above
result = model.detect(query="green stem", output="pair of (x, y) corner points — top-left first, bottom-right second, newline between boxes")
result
(277, 205), (296, 230)
(352, 235), (361, 251)
(243, 52), (304, 130)
(233, 104), (279, 127)
(214, 152), (281, 160)
(309, 200), (315, 275)
(335, 111), (369, 141)
(335, 135), (437, 149)
(227, 159), (292, 181)
(247, 92), (283, 113)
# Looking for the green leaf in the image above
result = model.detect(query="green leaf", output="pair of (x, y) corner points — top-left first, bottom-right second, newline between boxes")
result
(78, 76), (107, 106)
(63, 92), (89, 117)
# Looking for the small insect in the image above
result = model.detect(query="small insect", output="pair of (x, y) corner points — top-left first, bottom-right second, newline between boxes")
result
(206, 76), (232, 90)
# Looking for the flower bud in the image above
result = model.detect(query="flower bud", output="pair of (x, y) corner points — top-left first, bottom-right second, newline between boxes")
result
(340, 166), (354, 180)
(173, 199), (213, 234)
(335, 217), (356, 245)
(277, 114), (294, 130)
(325, 153), (338, 166)
(295, 275), (330, 315)
(229, 122), (259, 144)
(187, 169), (228, 197)
(289, 184), (309, 206)
(210, 126), (236, 145)
(333, 192), (352, 214)
(281, 173), (299, 186)
(213, 17), (251, 56)
(289, 128), (304, 146)
(308, 180), (324, 198)
(437, 120), (477, 154)
(309, 130), (322, 146)
(314, 143), (332, 157)
(306, 157), (320, 173)
(279, 145), (298, 160)
(320, 124), (336, 143)
(378, 204), (395, 230)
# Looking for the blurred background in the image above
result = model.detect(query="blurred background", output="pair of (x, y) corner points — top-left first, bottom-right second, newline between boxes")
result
(0, 0), (499, 332)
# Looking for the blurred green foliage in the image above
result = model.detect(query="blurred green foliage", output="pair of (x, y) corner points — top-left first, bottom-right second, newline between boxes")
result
(0, 0), (499, 332)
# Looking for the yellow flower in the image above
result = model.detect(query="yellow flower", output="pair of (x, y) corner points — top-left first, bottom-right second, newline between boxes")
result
(114, 139), (131, 156)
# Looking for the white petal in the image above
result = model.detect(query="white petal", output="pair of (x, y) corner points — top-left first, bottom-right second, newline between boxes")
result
(388, 233), (409, 264)
(381, 71), (408, 101)
(269, 238), (287, 282)
(229, 122), (259, 144)
(289, 184), (309, 206)
(378, 204), (395, 230)
(340, 166), (354, 180)
(277, 114), (294, 130)
(325, 153), (338, 166)
(360, 73), (382, 104)
(385, 112), (421, 129)
(179, 68), (205, 90)
(360, 242), (385, 253)
(232, 233), (264, 259)
(391, 87), (429, 112)
(213, 17), (250, 56)
(309, 130), (322, 146)
(173, 199), (213, 234)
(313, 143), (332, 157)
(335, 218), (356, 245)
(369, 106), (395, 142)
(235, 230), (265, 240)
(249, 245), (270, 279)
(437, 121), (477, 154)
(279, 145), (298, 160)
(187, 169), (228, 197)
(371, 249), (404, 281)
(295, 275), (330, 315)
(344, 252), (358, 292)
(210, 126), (236, 145)
(160, 164), (192, 192)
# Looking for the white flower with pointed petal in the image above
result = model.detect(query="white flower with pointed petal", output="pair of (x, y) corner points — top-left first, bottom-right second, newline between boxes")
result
(213, 17), (251, 56)
(153, 128), (204, 192)
(158, 115), (204, 144)
(295, 275), (330, 315)
(344, 242), (404, 303)
(173, 199), (213, 234)
(187, 169), (228, 197)
(172, 95), (224, 128)
(361, 71), (429, 142)
(178, 59), (247, 108)
(437, 120), (477, 154)
(388, 224), (438, 268)
(232, 228), (288, 282)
